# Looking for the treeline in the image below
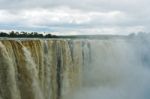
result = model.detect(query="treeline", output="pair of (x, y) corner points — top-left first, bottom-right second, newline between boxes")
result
(0, 31), (58, 38)
(0, 31), (148, 39)
(0, 31), (135, 39)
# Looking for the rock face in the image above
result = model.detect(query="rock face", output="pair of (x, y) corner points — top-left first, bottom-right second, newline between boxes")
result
(0, 37), (150, 99)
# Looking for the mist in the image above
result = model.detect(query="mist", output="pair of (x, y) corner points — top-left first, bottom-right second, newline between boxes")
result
(68, 35), (150, 99)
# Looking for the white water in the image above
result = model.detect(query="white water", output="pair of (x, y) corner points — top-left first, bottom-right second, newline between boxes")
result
(22, 47), (44, 99)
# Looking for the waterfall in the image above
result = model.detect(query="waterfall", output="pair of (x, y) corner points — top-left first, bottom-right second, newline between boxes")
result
(0, 42), (20, 99)
(0, 39), (84, 99)
(0, 38), (150, 99)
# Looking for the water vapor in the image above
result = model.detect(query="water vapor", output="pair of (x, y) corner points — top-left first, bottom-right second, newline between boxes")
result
(70, 36), (150, 99)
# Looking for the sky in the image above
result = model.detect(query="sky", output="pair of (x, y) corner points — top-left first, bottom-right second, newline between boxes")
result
(0, 0), (149, 35)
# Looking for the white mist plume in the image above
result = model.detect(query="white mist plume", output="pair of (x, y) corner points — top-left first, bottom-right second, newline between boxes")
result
(70, 38), (150, 99)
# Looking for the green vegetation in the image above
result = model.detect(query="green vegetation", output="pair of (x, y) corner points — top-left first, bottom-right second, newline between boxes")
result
(0, 31), (147, 39)
(0, 31), (129, 39)
(0, 31), (57, 38)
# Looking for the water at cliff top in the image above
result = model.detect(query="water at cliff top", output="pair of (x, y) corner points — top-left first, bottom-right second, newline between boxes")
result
(0, 37), (150, 99)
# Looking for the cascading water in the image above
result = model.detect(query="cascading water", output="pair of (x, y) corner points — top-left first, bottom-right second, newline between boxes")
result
(0, 37), (150, 99)
(0, 39), (84, 99)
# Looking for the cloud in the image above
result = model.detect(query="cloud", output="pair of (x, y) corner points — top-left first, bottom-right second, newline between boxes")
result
(0, 0), (149, 34)
(0, 0), (149, 13)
